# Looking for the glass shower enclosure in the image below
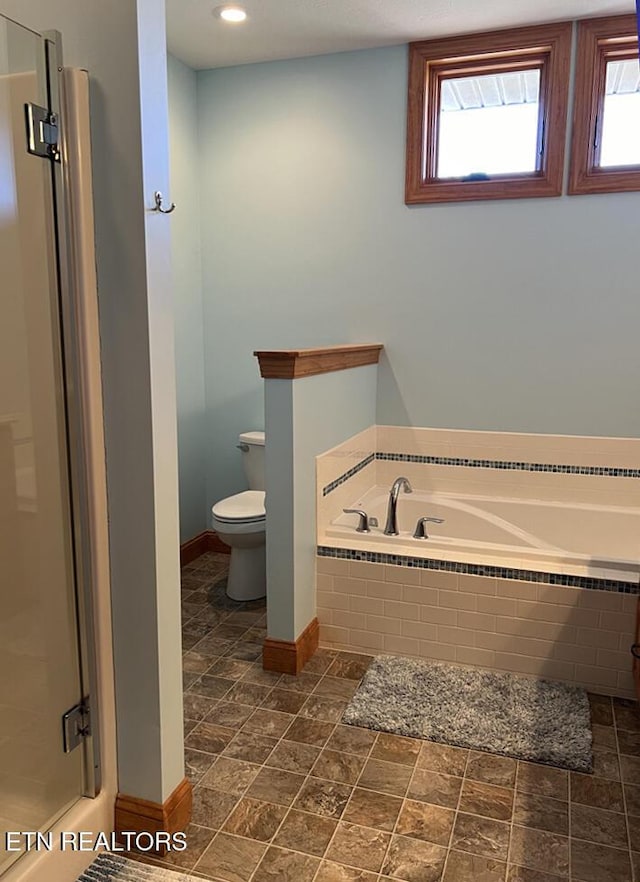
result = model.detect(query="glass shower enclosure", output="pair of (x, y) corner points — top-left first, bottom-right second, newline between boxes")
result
(0, 15), (93, 873)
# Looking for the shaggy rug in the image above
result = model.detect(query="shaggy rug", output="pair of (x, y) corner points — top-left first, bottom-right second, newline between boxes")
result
(342, 656), (593, 772)
(77, 855), (193, 882)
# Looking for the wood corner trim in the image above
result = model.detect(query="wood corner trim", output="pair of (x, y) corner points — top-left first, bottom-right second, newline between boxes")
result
(180, 530), (230, 567)
(254, 344), (384, 380)
(263, 617), (320, 674)
(115, 777), (192, 854)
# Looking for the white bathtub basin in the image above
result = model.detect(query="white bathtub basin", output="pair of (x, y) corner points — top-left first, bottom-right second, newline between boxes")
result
(323, 487), (640, 583)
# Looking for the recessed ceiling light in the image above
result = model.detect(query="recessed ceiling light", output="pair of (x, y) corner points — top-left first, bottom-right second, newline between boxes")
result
(214, 5), (247, 23)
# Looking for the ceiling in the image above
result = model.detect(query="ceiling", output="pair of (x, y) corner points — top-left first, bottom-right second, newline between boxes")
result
(166, 0), (634, 71)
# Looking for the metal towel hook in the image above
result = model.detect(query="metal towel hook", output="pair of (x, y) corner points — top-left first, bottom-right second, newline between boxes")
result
(153, 191), (176, 214)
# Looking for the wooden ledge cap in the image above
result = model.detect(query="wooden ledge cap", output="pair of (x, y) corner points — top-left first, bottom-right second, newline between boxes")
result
(254, 343), (383, 379)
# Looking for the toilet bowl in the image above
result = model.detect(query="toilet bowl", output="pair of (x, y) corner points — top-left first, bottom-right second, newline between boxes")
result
(211, 433), (266, 601)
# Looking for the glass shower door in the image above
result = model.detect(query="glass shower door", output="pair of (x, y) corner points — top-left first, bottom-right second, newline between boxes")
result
(0, 16), (85, 872)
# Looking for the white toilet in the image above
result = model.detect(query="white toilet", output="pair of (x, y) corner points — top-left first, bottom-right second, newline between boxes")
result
(211, 431), (266, 601)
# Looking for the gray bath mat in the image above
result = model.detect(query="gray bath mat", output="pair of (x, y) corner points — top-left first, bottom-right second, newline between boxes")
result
(342, 656), (593, 772)
(77, 854), (195, 882)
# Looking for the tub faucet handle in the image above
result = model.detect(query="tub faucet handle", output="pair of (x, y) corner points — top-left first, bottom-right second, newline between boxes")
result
(413, 516), (445, 539)
(343, 509), (372, 533)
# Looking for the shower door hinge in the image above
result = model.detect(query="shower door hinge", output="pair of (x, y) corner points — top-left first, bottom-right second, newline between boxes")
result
(25, 102), (60, 162)
(62, 697), (91, 753)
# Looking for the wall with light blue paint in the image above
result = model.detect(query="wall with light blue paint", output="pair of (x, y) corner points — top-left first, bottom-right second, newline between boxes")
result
(168, 54), (207, 541)
(172, 44), (640, 518)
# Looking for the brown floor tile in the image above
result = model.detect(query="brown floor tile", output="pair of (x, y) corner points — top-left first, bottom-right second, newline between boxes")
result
(343, 787), (403, 832)
(200, 756), (260, 795)
(284, 717), (335, 747)
(302, 649), (338, 675)
(183, 651), (217, 674)
(358, 758), (412, 796)
(593, 751), (621, 781)
(278, 672), (323, 693)
(191, 675), (235, 700)
(593, 723), (618, 753)
(185, 748), (216, 785)
(467, 751), (517, 787)
(327, 653), (373, 680)
(196, 831), (265, 881)
(183, 693), (219, 723)
(252, 845), (319, 882)
(516, 762), (568, 800)
(299, 695), (348, 723)
(266, 740), (321, 774)
(460, 779), (514, 822)
(162, 824), (214, 870)
(512, 792), (568, 835)
(261, 688), (309, 714)
(245, 766), (306, 806)
(625, 782), (640, 816)
(185, 722), (235, 754)
(408, 768), (462, 809)
(506, 866), (568, 882)
(571, 803), (629, 848)
(509, 826), (569, 877)
(443, 850), (506, 882)
(396, 799), (454, 845)
(184, 719), (197, 737)
(382, 833), (447, 882)
(224, 681), (273, 706)
(242, 708), (294, 738)
(227, 642), (263, 661)
(418, 741), (468, 776)
(571, 839), (632, 882)
(621, 755), (640, 784)
(191, 786), (240, 829)
(314, 677), (359, 700)
(614, 699), (640, 733)
(222, 796), (287, 841)
(241, 664), (281, 687)
(274, 809), (337, 856)
(451, 812), (510, 861)
(326, 725), (377, 757)
(570, 773), (625, 812)
(312, 748), (366, 784)
(209, 701), (255, 728)
(632, 851), (640, 882)
(617, 730), (640, 757)
(315, 860), (378, 881)
(222, 731), (278, 763)
(207, 658), (253, 680)
(327, 822), (391, 873)
(293, 777), (353, 818)
(371, 733), (421, 766)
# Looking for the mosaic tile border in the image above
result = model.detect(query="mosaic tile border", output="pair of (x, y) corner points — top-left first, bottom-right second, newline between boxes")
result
(321, 451), (640, 497)
(317, 545), (640, 593)
(376, 452), (640, 478)
(321, 453), (375, 497)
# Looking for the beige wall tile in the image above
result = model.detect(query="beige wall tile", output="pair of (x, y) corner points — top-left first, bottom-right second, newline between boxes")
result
(476, 595), (518, 617)
(316, 573), (334, 592)
(403, 585), (439, 606)
(317, 557), (349, 575)
(439, 590), (477, 611)
(321, 624), (350, 644)
(456, 646), (496, 667)
(349, 595), (385, 616)
(577, 628), (623, 650)
(349, 560), (384, 580)
(349, 629), (384, 651)
(385, 565), (421, 585)
(367, 579), (400, 600)
(437, 626), (476, 647)
(317, 590), (350, 611)
(497, 580), (538, 601)
(420, 570), (459, 590)
(384, 599), (420, 620)
(459, 574), (497, 595)
(601, 611), (635, 632)
(457, 611), (496, 632)
(383, 635), (420, 655)
(421, 642), (457, 662)
(578, 590), (624, 612)
(496, 616), (577, 643)
(366, 615), (402, 635)
(575, 664), (618, 688)
(331, 610), (367, 631)
(401, 620), (438, 641)
(332, 576), (367, 597)
(421, 605), (458, 626)
(596, 648), (632, 670)
(552, 643), (598, 665)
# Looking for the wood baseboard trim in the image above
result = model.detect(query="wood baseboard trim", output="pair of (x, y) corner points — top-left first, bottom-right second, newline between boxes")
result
(114, 777), (192, 854)
(263, 617), (319, 674)
(180, 530), (230, 566)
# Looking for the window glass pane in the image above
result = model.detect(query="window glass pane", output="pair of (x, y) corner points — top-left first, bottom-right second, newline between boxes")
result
(437, 69), (541, 178)
(599, 58), (640, 167)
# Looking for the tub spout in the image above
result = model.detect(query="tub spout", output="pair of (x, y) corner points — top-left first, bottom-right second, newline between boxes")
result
(384, 477), (412, 535)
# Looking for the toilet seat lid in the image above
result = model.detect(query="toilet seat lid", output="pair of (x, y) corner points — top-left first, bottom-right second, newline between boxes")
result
(212, 490), (265, 523)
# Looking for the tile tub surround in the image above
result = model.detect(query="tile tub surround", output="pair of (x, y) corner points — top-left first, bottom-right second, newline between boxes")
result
(137, 551), (640, 882)
(316, 556), (638, 698)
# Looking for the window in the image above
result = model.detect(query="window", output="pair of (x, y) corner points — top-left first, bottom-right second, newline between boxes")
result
(406, 23), (573, 204)
(569, 15), (640, 195)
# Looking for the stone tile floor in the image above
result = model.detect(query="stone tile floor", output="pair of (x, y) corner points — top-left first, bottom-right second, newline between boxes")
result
(141, 552), (640, 882)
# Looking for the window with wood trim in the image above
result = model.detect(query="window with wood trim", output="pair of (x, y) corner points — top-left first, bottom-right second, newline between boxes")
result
(406, 23), (573, 204)
(569, 15), (640, 195)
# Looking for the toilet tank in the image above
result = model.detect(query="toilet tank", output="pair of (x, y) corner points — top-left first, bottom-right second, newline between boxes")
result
(239, 431), (265, 491)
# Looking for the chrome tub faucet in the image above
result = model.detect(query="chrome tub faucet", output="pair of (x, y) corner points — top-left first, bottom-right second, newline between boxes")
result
(384, 476), (412, 535)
